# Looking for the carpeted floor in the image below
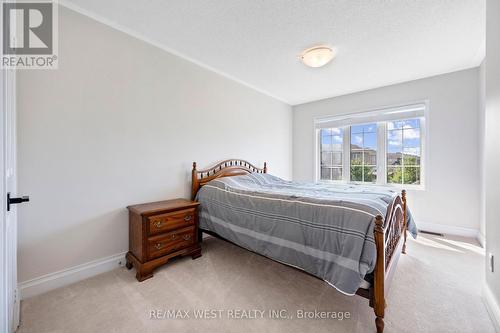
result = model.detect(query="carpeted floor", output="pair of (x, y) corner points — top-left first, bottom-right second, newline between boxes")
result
(17, 234), (494, 333)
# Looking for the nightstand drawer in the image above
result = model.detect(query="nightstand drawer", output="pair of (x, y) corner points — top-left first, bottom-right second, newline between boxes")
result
(147, 226), (195, 259)
(148, 208), (195, 235)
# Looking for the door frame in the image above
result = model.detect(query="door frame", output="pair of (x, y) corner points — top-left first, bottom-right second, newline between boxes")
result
(1, 67), (7, 333)
(1, 67), (19, 332)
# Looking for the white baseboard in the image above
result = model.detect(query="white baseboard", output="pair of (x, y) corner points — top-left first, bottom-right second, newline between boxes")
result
(483, 283), (500, 332)
(417, 221), (481, 242)
(19, 252), (126, 300)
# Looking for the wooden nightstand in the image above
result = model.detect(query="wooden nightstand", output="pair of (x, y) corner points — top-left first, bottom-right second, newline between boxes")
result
(125, 198), (202, 281)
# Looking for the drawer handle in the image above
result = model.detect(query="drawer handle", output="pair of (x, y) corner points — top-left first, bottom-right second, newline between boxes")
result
(154, 221), (163, 228)
(154, 243), (165, 250)
(183, 234), (192, 241)
(171, 234), (177, 240)
(184, 215), (192, 222)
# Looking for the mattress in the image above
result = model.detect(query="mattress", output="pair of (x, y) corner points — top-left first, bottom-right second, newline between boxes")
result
(197, 173), (415, 295)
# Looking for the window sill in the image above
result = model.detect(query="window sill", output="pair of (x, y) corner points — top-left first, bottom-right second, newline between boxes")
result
(316, 180), (425, 191)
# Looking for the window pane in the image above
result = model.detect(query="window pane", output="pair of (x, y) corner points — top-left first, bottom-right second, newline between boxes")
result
(320, 128), (343, 181)
(363, 151), (377, 165)
(387, 167), (402, 184)
(363, 124), (377, 133)
(321, 152), (332, 166)
(387, 121), (403, 130)
(321, 130), (332, 151)
(321, 129), (332, 136)
(402, 119), (420, 129)
(350, 166), (363, 181)
(320, 167), (331, 180)
(351, 125), (365, 134)
(403, 166), (420, 185)
(403, 147), (420, 155)
(332, 133), (343, 151)
(363, 132), (377, 150)
(352, 123), (377, 134)
(388, 152), (402, 166)
(332, 167), (342, 181)
(331, 128), (343, 136)
(321, 134), (332, 150)
(351, 133), (363, 149)
(351, 151), (362, 165)
(332, 152), (342, 165)
(387, 130), (403, 149)
(403, 147), (420, 166)
(403, 128), (420, 147)
(364, 166), (377, 183)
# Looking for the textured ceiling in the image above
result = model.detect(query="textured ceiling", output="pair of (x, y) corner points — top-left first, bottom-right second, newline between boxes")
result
(62, 0), (485, 105)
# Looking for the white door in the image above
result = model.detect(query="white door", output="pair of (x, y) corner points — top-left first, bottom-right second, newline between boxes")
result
(2, 68), (22, 332)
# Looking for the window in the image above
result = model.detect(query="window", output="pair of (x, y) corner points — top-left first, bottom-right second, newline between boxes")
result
(387, 119), (421, 185)
(315, 103), (426, 188)
(350, 123), (377, 183)
(320, 128), (343, 181)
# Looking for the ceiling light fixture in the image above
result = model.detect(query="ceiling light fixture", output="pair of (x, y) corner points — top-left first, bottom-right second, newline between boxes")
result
(300, 46), (335, 68)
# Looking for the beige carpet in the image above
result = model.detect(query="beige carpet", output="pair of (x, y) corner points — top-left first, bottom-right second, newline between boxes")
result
(17, 234), (494, 333)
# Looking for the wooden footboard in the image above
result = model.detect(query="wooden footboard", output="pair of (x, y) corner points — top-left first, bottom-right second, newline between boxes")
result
(371, 190), (407, 333)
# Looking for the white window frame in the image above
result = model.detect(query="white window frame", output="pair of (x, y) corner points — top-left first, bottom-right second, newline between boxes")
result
(314, 101), (428, 190)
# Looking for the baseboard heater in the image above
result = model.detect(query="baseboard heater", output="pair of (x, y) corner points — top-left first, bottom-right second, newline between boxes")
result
(418, 229), (444, 237)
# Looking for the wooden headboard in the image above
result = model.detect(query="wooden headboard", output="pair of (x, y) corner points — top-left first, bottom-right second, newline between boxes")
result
(191, 159), (267, 199)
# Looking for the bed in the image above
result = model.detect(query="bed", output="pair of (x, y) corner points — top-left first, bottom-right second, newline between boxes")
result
(191, 159), (415, 333)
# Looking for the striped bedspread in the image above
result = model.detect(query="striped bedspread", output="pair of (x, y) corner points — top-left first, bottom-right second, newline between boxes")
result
(196, 173), (416, 295)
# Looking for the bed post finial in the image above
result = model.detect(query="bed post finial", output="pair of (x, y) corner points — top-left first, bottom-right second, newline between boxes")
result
(191, 162), (198, 200)
(264, 162), (267, 173)
(401, 190), (407, 254)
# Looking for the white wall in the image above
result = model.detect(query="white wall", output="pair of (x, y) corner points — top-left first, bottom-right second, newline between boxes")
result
(484, 0), (500, 328)
(293, 68), (480, 232)
(16, 7), (292, 283)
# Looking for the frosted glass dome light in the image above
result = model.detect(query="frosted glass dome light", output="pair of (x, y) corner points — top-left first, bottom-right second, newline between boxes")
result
(300, 46), (335, 68)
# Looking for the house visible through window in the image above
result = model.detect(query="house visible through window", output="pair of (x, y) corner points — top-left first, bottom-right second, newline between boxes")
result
(320, 128), (343, 181)
(350, 123), (377, 183)
(387, 119), (421, 185)
(315, 103), (426, 187)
